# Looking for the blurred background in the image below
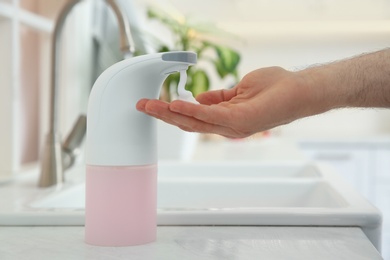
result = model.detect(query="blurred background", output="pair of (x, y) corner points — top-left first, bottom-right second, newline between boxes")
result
(1, 0), (390, 257)
(2, 0), (390, 162)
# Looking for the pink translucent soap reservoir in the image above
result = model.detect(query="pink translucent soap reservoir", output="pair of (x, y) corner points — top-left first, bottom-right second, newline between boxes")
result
(85, 52), (197, 246)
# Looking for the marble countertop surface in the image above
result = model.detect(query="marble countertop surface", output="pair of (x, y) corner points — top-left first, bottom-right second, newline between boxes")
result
(0, 226), (382, 260)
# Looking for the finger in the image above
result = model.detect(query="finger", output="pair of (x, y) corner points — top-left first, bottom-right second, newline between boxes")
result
(138, 99), (237, 137)
(169, 100), (233, 127)
(140, 100), (237, 137)
(142, 99), (171, 116)
(136, 98), (150, 112)
(138, 97), (234, 128)
(164, 112), (235, 137)
(137, 98), (245, 137)
(196, 88), (237, 105)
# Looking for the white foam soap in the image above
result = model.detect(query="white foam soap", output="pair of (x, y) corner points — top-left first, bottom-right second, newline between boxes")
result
(177, 70), (199, 104)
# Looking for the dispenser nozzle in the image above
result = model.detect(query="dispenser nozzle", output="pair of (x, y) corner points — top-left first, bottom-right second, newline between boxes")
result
(177, 70), (199, 104)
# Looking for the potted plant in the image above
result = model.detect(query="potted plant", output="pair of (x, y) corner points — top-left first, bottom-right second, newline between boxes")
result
(146, 6), (241, 160)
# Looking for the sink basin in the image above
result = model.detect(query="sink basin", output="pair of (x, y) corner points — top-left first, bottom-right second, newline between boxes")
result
(153, 162), (321, 179)
(0, 161), (382, 249)
(24, 161), (378, 225)
(31, 162), (328, 210)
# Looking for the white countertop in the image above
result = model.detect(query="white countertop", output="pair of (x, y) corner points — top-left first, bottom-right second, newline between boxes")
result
(0, 226), (382, 260)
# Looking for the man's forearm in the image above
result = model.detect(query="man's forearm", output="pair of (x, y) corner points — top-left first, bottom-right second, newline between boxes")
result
(300, 48), (390, 110)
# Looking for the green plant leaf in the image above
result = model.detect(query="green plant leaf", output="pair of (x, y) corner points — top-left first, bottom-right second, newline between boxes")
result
(188, 69), (209, 97)
(213, 45), (240, 76)
(158, 46), (170, 53)
(214, 60), (229, 78)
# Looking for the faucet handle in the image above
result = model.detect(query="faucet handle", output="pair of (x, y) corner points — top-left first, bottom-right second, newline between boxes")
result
(62, 115), (86, 170)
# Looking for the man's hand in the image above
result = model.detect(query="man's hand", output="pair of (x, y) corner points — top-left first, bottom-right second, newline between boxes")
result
(137, 67), (321, 138)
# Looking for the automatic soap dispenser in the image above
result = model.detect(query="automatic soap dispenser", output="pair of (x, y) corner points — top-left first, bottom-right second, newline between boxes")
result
(85, 51), (197, 246)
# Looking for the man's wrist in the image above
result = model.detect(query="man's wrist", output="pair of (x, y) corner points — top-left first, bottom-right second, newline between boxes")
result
(296, 65), (341, 114)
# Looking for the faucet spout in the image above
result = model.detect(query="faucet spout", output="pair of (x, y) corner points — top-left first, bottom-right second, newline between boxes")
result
(39, 0), (136, 187)
(106, 0), (135, 55)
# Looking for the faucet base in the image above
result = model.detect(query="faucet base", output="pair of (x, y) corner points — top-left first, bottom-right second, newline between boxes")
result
(38, 133), (64, 188)
(85, 164), (157, 246)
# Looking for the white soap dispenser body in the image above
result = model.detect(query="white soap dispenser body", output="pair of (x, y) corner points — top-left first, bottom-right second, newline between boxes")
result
(85, 52), (196, 246)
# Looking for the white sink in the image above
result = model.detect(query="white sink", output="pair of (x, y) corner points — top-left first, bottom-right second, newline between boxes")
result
(0, 161), (382, 250)
(32, 179), (344, 209)
(31, 162), (326, 209)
